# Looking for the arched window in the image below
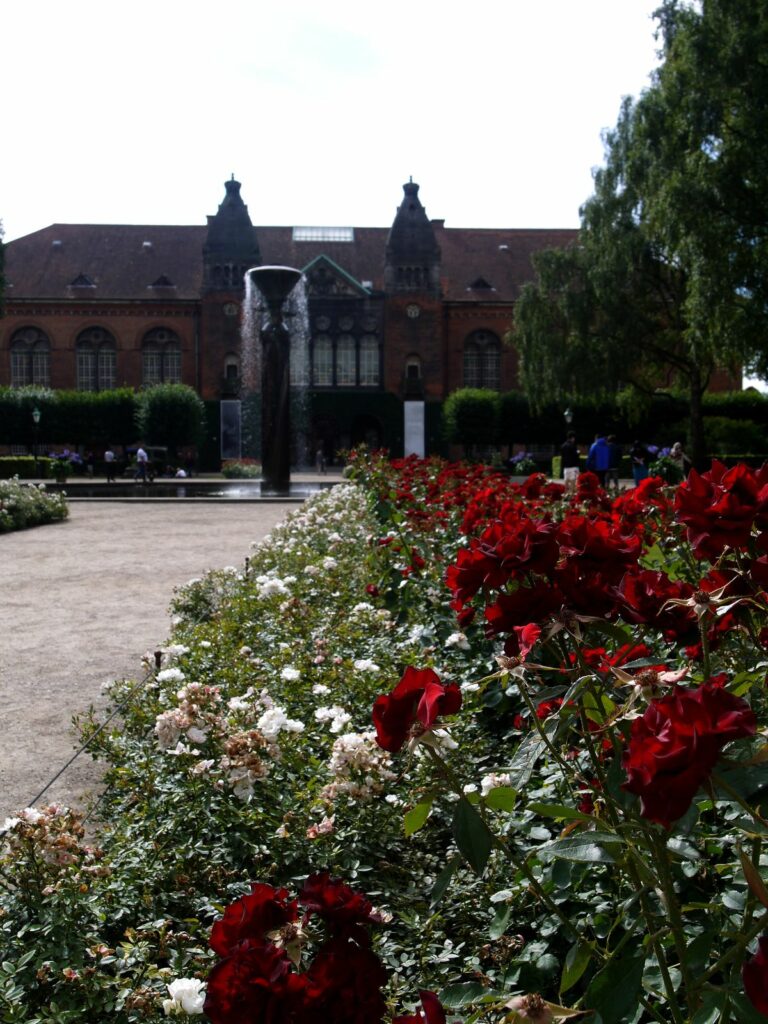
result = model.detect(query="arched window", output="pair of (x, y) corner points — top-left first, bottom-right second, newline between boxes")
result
(359, 335), (379, 386)
(10, 327), (50, 387)
(142, 328), (181, 385)
(463, 330), (501, 390)
(76, 326), (116, 391)
(312, 335), (333, 386)
(336, 334), (356, 386)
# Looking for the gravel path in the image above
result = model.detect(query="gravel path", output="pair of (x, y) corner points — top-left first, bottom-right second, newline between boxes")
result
(0, 500), (294, 822)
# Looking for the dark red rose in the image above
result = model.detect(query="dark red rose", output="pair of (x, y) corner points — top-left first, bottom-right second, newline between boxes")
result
(372, 667), (462, 752)
(556, 514), (641, 583)
(209, 883), (298, 957)
(514, 623), (541, 660)
(622, 681), (756, 828)
(615, 568), (698, 642)
(299, 872), (381, 940)
(675, 460), (768, 559)
(393, 990), (449, 1024)
(743, 935), (768, 1016)
(302, 937), (389, 1024)
(204, 941), (304, 1024)
(484, 581), (563, 643)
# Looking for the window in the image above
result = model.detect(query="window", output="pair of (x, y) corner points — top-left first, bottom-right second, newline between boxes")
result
(292, 226), (354, 242)
(336, 335), (356, 386)
(142, 328), (181, 385)
(76, 327), (116, 391)
(463, 331), (501, 390)
(312, 335), (333, 386)
(359, 336), (379, 386)
(10, 327), (50, 387)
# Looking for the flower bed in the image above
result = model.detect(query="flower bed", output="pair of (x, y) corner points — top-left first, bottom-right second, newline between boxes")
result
(2, 455), (768, 1021)
(0, 477), (69, 532)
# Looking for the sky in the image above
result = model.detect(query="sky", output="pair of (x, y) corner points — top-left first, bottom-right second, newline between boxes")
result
(1, 1), (664, 243)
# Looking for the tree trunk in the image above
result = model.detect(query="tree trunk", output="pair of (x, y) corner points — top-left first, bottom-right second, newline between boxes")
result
(687, 369), (707, 469)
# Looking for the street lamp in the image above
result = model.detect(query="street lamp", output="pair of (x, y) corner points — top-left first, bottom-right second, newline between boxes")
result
(31, 407), (41, 477)
(564, 407), (574, 426)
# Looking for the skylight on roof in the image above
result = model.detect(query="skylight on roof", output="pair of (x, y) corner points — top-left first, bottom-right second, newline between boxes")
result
(292, 226), (354, 243)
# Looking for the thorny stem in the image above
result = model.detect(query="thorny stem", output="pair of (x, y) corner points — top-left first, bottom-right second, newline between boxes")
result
(649, 829), (699, 1017)
(702, 909), (768, 984)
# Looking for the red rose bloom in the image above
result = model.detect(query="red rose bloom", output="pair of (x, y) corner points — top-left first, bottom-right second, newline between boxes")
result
(393, 990), (449, 1024)
(204, 941), (305, 1024)
(743, 935), (768, 1016)
(209, 883), (298, 957)
(299, 872), (382, 941)
(372, 667), (462, 752)
(302, 938), (389, 1023)
(622, 681), (756, 828)
(675, 460), (768, 559)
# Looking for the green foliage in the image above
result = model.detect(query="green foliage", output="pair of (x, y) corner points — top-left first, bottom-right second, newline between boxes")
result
(135, 384), (205, 456)
(220, 461), (261, 479)
(443, 388), (501, 447)
(512, 0), (768, 465)
(0, 387), (136, 447)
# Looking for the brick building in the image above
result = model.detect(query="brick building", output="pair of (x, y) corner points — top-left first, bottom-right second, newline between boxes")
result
(2, 178), (576, 462)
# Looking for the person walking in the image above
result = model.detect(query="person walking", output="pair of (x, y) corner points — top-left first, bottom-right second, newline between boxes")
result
(135, 445), (149, 482)
(560, 432), (580, 494)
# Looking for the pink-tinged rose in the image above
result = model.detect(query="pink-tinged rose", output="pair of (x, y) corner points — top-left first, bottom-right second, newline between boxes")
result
(393, 989), (449, 1023)
(743, 935), (768, 1016)
(372, 667), (462, 752)
(209, 883), (298, 957)
(622, 681), (756, 828)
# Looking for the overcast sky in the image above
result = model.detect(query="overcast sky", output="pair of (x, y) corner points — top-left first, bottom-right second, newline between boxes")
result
(2, 1), (663, 242)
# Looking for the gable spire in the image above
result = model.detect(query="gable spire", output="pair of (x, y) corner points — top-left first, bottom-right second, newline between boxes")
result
(384, 179), (441, 294)
(202, 177), (262, 292)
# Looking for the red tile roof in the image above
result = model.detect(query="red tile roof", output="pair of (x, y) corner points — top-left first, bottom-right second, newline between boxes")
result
(5, 222), (577, 304)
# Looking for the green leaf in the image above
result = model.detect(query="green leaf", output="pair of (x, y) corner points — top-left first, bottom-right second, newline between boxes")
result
(527, 802), (591, 821)
(452, 796), (494, 874)
(538, 832), (622, 863)
(489, 902), (511, 940)
(504, 731), (546, 790)
(404, 799), (433, 837)
(430, 854), (462, 908)
(438, 981), (494, 1008)
(560, 940), (593, 995)
(585, 950), (645, 1024)
(485, 786), (517, 811)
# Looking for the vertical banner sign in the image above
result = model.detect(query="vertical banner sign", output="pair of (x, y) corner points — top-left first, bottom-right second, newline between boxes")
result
(404, 400), (425, 458)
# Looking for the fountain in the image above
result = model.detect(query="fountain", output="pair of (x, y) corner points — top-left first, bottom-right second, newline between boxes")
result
(245, 265), (304, 492)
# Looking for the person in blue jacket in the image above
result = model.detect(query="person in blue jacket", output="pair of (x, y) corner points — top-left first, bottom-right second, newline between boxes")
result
(586, 434), (611, 486)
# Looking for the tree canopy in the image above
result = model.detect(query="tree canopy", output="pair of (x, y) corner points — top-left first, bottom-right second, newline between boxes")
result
(511, 0), (768, 464)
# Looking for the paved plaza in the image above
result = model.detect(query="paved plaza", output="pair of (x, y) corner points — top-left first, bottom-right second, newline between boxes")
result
(0, 496), (301, 822)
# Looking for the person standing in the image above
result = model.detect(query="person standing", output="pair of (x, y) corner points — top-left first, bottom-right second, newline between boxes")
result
(586, 434), (611, 486)
(104, 446), (116, 483)
(605, 435), (623, 493)
(135, 445), (149, 482)
(560, 432), (580, 493)
(630, 440), (650, 485)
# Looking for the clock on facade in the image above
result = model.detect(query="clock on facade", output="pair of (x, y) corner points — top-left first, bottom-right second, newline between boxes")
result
(223, 302), (239, 317)
(406, 304), (421, 319)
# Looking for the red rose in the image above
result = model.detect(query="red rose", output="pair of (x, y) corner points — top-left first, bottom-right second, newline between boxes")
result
(299, 872), (382, 941)
(743, 935), (768, 1016)
(393, 990), (449, 1024)
(622, 681), (756, 828)
(204, 941), (304, 1024)
(675, 460), (768, 559)
(209, 883), (298, 957)
(372, 667), (462, 752)
(303, 937), (389, 1023)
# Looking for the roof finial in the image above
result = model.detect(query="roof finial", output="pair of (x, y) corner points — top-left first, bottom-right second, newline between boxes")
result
(231, 172), (235, 181)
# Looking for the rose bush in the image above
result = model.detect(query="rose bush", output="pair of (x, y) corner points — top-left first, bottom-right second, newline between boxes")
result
(3, 452), (768, 1021)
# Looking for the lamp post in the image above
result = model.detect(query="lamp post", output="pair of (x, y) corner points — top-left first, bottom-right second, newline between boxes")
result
(564, 407), (573, 427)
(31, 407), (41, 477)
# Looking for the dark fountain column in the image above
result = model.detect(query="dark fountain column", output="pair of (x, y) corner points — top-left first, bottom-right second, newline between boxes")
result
(248, 266), (303, 493)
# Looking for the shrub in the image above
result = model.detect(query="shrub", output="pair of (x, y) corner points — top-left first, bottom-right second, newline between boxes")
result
(0, 478), (68, 531)
(221, 460), (261, 479)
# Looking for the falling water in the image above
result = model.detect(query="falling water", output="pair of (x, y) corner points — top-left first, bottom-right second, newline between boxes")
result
(240, 267), (310, 468)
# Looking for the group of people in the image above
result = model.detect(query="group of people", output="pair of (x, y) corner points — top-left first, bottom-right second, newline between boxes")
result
(560, 433), (691, 492)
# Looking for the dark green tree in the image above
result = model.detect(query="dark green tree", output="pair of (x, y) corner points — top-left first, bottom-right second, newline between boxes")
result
(135, 384), (205, 461)
(512, 0), (768, 466)
(0, 220), (5, 316)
